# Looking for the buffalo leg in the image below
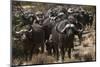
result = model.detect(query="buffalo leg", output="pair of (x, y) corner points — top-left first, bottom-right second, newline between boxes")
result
(55, 45), (59, 61)
(61, 47), (65, 62)
(68, 48), (71, 58)
(29, 47), (33, 61)
(41, 43), (44, 53)
(23, 49), (28, 61)
(48, 48), (52, 55)
(78, 32), (82, 46)
(53, 46), (56, 56)
(75, 33), (82, 46)
(57, 48), (59, 61)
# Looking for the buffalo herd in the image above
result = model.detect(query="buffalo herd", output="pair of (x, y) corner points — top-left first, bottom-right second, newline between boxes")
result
(12, 5), (95, 62)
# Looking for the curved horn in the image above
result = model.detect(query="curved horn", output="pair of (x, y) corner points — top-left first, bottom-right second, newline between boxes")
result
(56, 20), (69, 34)
(29, 29), (33, 33)
(15, 29), (23, 34)
(56, 23), (66, 34)
(61, 24), (73, 33)
(56, 23), (64, 34)
(15, 28), (28, 34)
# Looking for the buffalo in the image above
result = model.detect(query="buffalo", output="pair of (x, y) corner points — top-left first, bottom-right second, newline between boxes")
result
(15, 24), (45, 61)
(51, 15), (83, 61)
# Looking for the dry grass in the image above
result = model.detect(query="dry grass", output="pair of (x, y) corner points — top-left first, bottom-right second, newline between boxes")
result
(31, 53), (56, 64)
(12, 53), (56, 65)
(82, 32), (95, 47)
(72, 22), (96, 62)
